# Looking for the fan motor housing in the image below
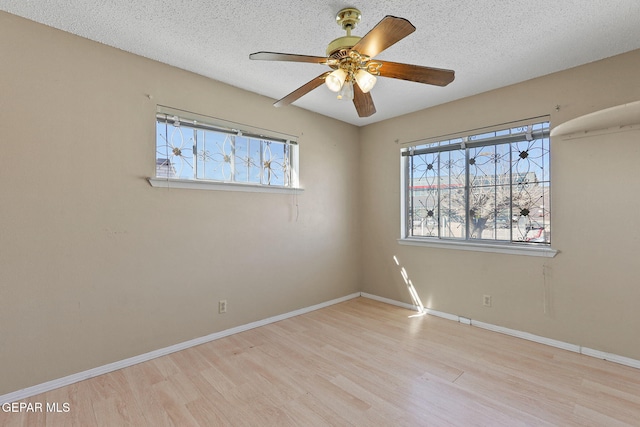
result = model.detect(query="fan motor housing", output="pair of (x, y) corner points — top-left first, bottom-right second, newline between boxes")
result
(326, 36), (362, 59)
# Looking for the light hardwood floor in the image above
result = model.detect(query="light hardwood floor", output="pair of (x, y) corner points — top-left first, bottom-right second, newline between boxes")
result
(2, 297), (640, 426)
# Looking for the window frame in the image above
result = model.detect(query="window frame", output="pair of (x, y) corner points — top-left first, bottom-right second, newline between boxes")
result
(149, 106), (301, 194)
(399, 117), (557, 257)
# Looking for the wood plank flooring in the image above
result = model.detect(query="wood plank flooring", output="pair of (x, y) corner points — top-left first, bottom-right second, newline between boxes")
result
(2, 297), (640, 426)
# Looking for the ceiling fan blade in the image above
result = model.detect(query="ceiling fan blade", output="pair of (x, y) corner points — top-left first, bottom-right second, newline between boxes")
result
(274, 72), (331, 107)
(250, 51), (328, 64)
(351, 16), (415, 58)
(353, 83), (376, 117)
(377, 60), (455, 86)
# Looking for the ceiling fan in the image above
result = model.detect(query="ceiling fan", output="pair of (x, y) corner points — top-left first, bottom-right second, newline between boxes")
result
(249, 8), (455, 118)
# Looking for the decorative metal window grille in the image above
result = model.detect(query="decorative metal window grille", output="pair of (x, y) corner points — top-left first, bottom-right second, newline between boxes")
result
(156, 108), (298, 187)
(402, 118), (551, 244)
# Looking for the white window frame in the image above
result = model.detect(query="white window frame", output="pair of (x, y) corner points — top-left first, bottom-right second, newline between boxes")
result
(148, 106), (301, 194)
(399, 117), (557, 258)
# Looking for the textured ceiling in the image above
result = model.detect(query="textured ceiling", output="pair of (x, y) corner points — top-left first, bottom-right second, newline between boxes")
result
(2, 1), (640, 126)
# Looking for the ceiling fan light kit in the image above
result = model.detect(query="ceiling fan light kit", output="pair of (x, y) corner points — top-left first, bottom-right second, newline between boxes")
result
(326, 68), (348, 92)
(249, 7), (455, 118)
(337, 80), (354, 101)
(355, 69), (377, 93)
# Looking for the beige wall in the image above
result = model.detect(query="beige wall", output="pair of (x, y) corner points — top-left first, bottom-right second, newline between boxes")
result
(0, 12), (360, 395)
(2, 9), (640, 396)
(360, 49), (640, 360)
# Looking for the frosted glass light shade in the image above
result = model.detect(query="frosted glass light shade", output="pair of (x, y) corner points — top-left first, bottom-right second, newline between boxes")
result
(355, 69), (377, 93)
(337, 80), (354, 100)
(325, 69), (348, 92)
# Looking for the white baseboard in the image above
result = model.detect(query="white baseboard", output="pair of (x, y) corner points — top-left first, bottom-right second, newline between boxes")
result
(359, 292), (421, 311)
(358, 293), (640, 371)
(0, 292), (360, 405)
(424, 308), (461, 322)
(471, 319), (581, 353)
(473, 320), (640, 369)
(580, 347), (640, 370)
(4, 291), (639, 404)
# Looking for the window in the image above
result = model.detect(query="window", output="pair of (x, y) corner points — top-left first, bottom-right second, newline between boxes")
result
(152, 107), (299, 190)
(401, 118), (551, 248)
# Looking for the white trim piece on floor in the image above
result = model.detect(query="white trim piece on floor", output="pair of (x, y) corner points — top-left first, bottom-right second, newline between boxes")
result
(424, 308), (462, 323)
(359, 292), (421, 312)
(0, 292), (361, 405)
(471, 319), (581, 353)
(580, 347), (640, 370)
(472, 320), (640, 370)
(4, 292), (640, 404)
(359, 292), (466, 322)
(358, 293), (640, 371)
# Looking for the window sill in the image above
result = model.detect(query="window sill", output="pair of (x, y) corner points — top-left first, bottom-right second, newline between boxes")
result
(147, 178), (303, 194)
(398, 237), (558, 258)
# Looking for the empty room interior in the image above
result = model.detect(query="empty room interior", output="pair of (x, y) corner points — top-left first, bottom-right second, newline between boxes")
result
(1, 1), (640, 425)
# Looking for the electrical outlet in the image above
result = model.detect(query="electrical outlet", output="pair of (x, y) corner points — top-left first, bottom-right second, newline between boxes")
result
(218, 300), (227, 314)
(483, 295), (492, 307)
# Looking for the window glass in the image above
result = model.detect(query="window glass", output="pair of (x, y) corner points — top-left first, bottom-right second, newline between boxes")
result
(403, 120), (550, 245)
(155, 110), (297, 188)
